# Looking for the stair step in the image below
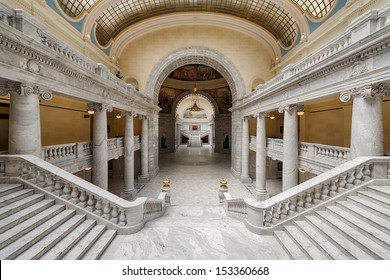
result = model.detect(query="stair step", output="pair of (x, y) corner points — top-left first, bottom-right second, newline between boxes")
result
(0, 184), (24, 197)
(316, 211), (390, 259)
(0, 204), (64, 250)
(0, 189), (34, 207)
(274, 231), (308, 260)
(15, 215), (86, 260)
(347, 196), (390, 221)
(284, 225), (328, 259)
(0, 199), (55, 234)
(61, 225), (107, 260)
(358, 190), (390, 208)
(337, 200), (390, 235)
(82, 230), (117, 260)
(294, 220), (349, 260)
(306, 215), (373, 260)
(368, 185), (390, 200)
(40, 220), (96, 260)
(0, 209), (75, 259)
(0, 194), (45, 220)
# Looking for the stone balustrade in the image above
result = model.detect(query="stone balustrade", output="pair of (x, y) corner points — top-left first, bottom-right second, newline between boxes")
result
(223, 156), (390, 235)
(223, 193), (247, 220)
(42, 136), (141, 166)
(0, 155), (167, 234)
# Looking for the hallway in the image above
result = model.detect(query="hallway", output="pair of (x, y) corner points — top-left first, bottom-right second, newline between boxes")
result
(103, 146), (288, 259)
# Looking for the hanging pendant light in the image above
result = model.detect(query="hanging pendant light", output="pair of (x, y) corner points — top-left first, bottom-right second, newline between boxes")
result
(186, 71), (204, 112)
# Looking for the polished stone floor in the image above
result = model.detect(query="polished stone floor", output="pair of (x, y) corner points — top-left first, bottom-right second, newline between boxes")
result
(103, 145), (289, 259)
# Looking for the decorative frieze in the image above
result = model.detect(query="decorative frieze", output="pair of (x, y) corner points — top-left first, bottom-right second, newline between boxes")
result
(340, 83), (390, 102)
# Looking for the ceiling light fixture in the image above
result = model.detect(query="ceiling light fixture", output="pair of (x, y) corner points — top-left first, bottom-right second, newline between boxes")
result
(116, 113), (122, 119)
(269, 114), (275, 120)
(186, 71), (204, 112)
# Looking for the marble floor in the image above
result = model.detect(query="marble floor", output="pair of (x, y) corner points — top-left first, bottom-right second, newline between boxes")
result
(102, 145), (289, 260)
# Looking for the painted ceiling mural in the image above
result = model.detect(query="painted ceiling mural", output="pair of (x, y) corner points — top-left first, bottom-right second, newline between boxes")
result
(168, 65), (223, 81)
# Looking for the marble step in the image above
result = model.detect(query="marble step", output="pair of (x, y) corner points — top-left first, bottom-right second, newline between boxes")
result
(294, 220), (349, 260)
(326, 205), (390, 250)
(358, 190), (390, 209)
(305, 215), (373, 260)
(347, 196), (390, 221)
(81, 230), (117, 260)
(0, 204), (65, 250)
(367, 185), (390, 200)
(15, 215), (86, 260)
(0, 199), (55, 234)
(0, 184), (24, 197)
(316, 210), (390, 259)
(40, 219), (96, 260)
(0, 209), (75, 259)
(274, 231), (308, 260)
(61, 224), (107, 260)
(0, 188), (34, 207)
(0, 193), (45, 220)
(336, 200), (390, 235)
(283, 225), (328, 260)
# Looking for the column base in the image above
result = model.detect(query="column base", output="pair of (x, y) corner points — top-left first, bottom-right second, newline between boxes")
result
(240, 176), (252, 183)
(256, 191), (269, 201)
(231, 167), (240, 178)
(120, 189), (138, 201)
(138, 175), (150, 183)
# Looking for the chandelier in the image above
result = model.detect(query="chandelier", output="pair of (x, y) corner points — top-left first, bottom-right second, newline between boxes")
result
(186, 83), (204, 112)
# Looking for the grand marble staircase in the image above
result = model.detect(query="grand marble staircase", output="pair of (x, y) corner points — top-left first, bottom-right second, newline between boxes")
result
(0, 183), (116, 260)
(275, 184), (390, 259)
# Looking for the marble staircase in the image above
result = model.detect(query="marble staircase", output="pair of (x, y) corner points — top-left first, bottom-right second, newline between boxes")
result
(0, 183), (116, 260)
(275, 185), (390, 260)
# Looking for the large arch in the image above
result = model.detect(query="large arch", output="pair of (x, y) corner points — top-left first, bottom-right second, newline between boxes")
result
(145, 47), (246, 103)
(171, 90), (220, 117)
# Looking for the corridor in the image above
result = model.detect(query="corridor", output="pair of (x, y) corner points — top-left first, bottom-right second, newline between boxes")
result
(103, 145), (288, 259)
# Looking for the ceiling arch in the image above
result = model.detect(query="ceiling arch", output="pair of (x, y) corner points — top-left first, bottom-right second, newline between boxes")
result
(56, 0), (336, 49)
(145, 47), (245, 103)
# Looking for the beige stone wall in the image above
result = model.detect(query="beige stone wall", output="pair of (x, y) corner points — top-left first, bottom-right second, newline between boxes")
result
(119, 25), (273, 94)
(384, 99), (390, 154)
(40, 95), (91, 146)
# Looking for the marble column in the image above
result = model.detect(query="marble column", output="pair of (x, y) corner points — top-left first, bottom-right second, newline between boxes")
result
(255, 113), (269, 200)
(241, 117), (252, 183)
(279, 104), (302, 191)
(209, 123), (213, 147)
(122, 112), (137, 200)
(340, 84), (388, 158)
(139, 116), (149, 182)
(90, 102), (110, 190)
(2, 82), (52, 158)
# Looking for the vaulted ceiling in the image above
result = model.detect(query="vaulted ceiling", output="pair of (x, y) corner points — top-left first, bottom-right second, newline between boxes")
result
(57, 0), (337, 47)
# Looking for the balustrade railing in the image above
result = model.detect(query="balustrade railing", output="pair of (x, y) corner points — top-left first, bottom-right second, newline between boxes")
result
(223, 156), (390, 235)
(0, 155), (166, 234)
(42, 136), (141, 166)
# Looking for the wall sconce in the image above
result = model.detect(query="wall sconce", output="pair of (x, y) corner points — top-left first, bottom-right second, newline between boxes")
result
(297, 110), (305, 116)
(298, 167), (307, 173)
(116, 113), (122, 119)
(87, 109), (94, 115)
(269, 114), (275, 120)
(84, 166), (92, 171)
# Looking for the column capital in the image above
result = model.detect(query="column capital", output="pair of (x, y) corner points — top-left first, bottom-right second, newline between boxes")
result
(0, 82), (52, 100)
(340, 83), (390, 103)
(278, 104), (304, 114)
(87, 102), (113, 112)
(253, 112), (269, 118)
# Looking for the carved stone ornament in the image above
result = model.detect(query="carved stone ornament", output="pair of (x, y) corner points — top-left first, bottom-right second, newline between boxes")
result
(253, 112), (269, 118)
(27, 60), (40, 73)
(350, 61), (368, 77)
(339, 84), (390, 102)
(87, 102), (113, 112)
(0, 82), (21, 96)
(20, 84), (52, 100)
(278, 104), (304, 113)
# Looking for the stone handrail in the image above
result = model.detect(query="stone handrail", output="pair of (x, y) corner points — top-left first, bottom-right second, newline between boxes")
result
(224, 193), (247, 220)
(224, 156), (390, 235)
(0, 154), (166, 234)
(42, 136), (141, 165)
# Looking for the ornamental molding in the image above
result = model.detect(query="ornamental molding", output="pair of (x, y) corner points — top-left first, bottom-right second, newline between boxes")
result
(0, 81), (21, 96)
(87, 102), (113, 112)
(0, 82), (52, 100)
(253, 112), (269, 118)
(339, 83), (390, 103)
(350, 61), (368, 77)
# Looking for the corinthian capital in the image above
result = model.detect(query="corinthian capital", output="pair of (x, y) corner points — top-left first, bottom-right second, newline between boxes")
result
(340, 83), (390, 102)
(278, 104), (304, 114)
(0, 82), (21, 96)
(87, 102), (113, 112)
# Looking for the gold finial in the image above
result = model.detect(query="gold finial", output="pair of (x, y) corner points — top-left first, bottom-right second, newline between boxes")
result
(220, 179), (227, 189)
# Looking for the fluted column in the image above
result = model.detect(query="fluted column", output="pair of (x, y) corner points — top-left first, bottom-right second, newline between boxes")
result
(340, 84), (388, 158)
(139, 116), (149, 182)
(1, 82), (52, 158)
(255, 113), (269, 200)
(241, 117), (252, 183)
(279, 104), (302, 191)
(90, 102), (111, 190)
(122, 112), (136, 200)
